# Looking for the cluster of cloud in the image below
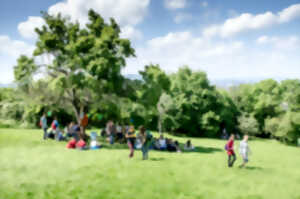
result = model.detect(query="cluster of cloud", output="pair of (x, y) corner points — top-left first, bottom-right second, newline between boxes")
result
(1, 1), (300, 84)
(203, 3), (300, 38)
(18, 0), (150, 40)
(0, 35), (35, 83)
(164, 0), (187, 10)
(125, 31), (300, 79)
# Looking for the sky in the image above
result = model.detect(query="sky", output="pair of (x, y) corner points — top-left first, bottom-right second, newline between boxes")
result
(0, 0), (300, 84)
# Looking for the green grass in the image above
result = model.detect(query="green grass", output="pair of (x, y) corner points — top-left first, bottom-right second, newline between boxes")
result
(1, 129), (300, 199)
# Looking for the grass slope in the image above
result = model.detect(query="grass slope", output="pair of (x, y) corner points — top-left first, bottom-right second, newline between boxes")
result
(1, 129), (300, 199)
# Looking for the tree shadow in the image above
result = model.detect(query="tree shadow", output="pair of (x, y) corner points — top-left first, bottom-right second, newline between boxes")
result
(149, 157), (165, 161)
(244, 166), (263, 170)
(184, 146), (223, 154)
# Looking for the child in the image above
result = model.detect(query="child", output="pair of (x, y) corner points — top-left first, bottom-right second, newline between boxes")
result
(90, 132), (101, 150)
(66, 138), (76, 149)
(140, 126), (153, 160)
(225, 134), (236, 168)
(184, 140), (195, 151)
(239, 135), (251, 168)
(76, 139), (87, 150)
(126, 126), (136, 158)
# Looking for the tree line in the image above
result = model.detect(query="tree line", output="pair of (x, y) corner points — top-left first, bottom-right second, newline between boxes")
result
(0, 10), (299, 143)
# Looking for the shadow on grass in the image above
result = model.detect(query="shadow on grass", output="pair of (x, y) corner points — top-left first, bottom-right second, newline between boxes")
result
(244, 166), (263, 170)
(188, 146), (223, 154)
(149, 157), (165, 161)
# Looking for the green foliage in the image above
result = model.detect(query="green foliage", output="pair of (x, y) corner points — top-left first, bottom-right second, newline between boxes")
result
(238, 113), (260, 135)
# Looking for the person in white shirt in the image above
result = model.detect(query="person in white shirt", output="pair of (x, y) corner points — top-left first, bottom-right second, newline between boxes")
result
(158, 135), (167, 150)
(239, 135), (251, 168)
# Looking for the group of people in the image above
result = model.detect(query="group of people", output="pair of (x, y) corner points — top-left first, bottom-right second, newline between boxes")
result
(225, 134), (251, 168)
(40, 114), (251, 165)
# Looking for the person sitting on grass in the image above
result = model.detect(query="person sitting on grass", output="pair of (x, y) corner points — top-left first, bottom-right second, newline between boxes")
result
(174, 140), (182, 153)
(90, 132), (101, 150)
(239, 134), (251, 168)
(140, 126), (153, 160)
(166, 139), (177, 152)
(66, 138), (77, 149)
(158, 135), (167, 150)
(184, 140), (195, 151)
(126, 126), (136, 158)
(135, 132), (143, 149)
(57, 129), (66, 141)
(225, 134), (236, 168)
(76, 138), (88, 150)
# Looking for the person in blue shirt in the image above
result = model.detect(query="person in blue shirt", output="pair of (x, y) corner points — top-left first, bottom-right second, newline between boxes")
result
(40, 113), (48, 140)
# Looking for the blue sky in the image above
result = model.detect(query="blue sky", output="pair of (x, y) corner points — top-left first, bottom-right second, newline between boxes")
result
(0, 0), (300, 84)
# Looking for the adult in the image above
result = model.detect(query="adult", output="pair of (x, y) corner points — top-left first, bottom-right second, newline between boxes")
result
(226, 134), (236, 167)
(140, 126), (153, 160)
(239, 135), (251, 168)
(106, 121), (116, 145)
(40, 113), (48, 140)
(126, 126), (136, 158)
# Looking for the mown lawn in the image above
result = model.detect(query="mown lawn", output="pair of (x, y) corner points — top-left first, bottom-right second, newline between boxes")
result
(1, 128), (300, 199)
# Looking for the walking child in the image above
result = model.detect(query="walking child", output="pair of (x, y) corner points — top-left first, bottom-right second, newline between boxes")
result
(239, 135), (251, 168)
(225, 134), (236, 167)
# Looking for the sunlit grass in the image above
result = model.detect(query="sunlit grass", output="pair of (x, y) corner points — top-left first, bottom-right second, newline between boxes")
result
(1, 128), (300, 199)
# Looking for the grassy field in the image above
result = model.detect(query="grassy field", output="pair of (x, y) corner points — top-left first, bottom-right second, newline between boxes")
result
(1, 129), (300, 199)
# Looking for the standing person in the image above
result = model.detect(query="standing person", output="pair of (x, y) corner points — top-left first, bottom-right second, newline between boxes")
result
(126, 126), (136, 158)
(51, 117), (59, 140)
(239, 135), (251, 168)
(225, 134), (236, 167)
(40, 113), (48, 140)
(140, 126), (153, 160)
(106, 121), (116, 145)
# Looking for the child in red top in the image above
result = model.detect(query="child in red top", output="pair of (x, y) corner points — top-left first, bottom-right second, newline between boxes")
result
(226, 134), (236, 167)
(66, 138), (76, 149)
(76, 139), (86, 150)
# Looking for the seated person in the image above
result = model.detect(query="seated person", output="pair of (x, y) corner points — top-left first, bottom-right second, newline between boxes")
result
(184, 140), (195, 151)
(66, 138), (76, 149)
(76, 139), (87, 150)
(135, 133), (143, 149)
(152, 138), (160, 150)
(57, 130), (66, 141)
(90, 132), (101, 150)
(174, 140), (182, 153)
(166, 139), (177, 152)
(158, 135), (167, 150)
(47, 128), (55, 139)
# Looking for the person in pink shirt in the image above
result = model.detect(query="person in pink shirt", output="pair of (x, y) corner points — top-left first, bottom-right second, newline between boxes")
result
(225, 134), (236, 167)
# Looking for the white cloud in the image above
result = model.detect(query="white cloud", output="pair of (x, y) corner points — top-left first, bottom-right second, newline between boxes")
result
(203, 3), (300, 38)
(18, 17), (45, 40)
(165, 0), (186, 10)
(124, 31), (300, 80)
(0, 35), (34, 84)
(174, 13), (192, 24)
(18, 0), (150, 40)
(256, 35), (300, 50)
(120, 26), (143, 40)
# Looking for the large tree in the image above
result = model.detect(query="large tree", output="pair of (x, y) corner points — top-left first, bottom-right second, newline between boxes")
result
(14, 10), (135, 133)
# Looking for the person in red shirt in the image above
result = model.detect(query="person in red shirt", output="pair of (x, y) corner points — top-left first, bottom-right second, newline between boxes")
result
(66, 138), (76, 149)
(76, 139), (87, 150)
(226, 134), (236, 167)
